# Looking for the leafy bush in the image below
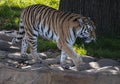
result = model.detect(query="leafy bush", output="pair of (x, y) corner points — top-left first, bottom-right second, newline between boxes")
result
(73, 44), (87, 56)
(80, 37), (120, 59)
(0, 0), (59, 8)
(0, 0), (60, 30)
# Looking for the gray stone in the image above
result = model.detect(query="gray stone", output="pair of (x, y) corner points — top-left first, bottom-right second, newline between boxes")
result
(0, 40), (20, 53)
(0, 51), (8, 59)
(98, 59), (120, 67)
(89, 62), (100, 69)
(0, 64), (120, 84)
(1, 30), (120, 84)
(82, 56), (97, 63)
(0, 33), (13, 42)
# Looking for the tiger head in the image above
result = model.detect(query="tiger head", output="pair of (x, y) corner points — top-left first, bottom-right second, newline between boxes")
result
(76, 17), (96, 43)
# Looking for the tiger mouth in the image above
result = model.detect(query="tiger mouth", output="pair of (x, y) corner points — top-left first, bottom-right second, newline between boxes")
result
(85, 37), (93, 43)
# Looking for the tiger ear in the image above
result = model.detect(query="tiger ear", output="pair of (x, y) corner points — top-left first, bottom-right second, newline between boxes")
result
(88, 17), (91, 20)
(78, 18), (84, 26)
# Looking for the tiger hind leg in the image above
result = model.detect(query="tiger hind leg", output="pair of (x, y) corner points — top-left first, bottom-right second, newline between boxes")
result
(21, 34), (29, 58)
(27, 31), (42, 63)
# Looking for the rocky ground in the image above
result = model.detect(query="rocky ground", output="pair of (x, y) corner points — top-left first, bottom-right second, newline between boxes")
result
(0, 30), (120, 84)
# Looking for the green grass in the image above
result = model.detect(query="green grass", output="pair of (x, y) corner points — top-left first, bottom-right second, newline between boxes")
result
(75, 37), (120, 59)
(37, 37), (57, 52)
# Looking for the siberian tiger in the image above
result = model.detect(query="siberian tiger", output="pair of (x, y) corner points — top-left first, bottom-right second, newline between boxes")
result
(12, 4), (96, 70)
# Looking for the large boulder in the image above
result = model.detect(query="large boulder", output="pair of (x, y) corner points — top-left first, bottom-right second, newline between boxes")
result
(0, 30), (120, 84)
(0, 63), (120, 84)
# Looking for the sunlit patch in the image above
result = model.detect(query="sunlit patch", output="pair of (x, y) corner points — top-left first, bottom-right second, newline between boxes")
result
(39, 53), (47, 57)
(89, 62), (100, 69)
(10, 46), (20, 49)
(8, 42), (12, 45)
(21, 66), (31, 69)
(12, 52), (21, 56)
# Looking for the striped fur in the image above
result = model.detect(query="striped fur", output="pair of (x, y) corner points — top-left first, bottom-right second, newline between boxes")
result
(12, 4), (96, 69)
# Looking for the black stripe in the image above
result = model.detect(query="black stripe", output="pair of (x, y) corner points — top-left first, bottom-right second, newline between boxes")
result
(55, 11), (59, 24)
(50, 32), (54, 39)
(51, 11), (58, 35)
(37, 7), (48, 26)
(24, 7), (32, 29)
(32, 42), (37, 48)
(47, 27), (50, 35)
(33, 26), (38, 32)
(17, 37), (22, 40)
(42, 7), (52, 19)
(72, 28), (76, 38)
(19, 31), (25, 35)
(67, 15), (74, 21)
(20, 26), (24, 29)
(41, 24), (44, 33)
(67, 14), (79, 21)
(81, 27), (84, 32)
(62, 12), (71, 21)
(45, 32), (48, 37)
(61, 12), (72, 28)
(46, 10), (56, 35)
(32, 33), (38, 37)
(31, 5), (40, 25)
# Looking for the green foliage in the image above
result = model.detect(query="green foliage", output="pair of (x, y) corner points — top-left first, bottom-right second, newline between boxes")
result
(0, 0), (59, 9)
(73, 44), (87, 56)
(76, 37), (120, 59)
(0, 0), (60, 30)
(37, 37), (57, 52)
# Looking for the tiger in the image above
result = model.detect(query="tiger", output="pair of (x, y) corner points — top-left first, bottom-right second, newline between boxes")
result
(12, 4), (96, 70)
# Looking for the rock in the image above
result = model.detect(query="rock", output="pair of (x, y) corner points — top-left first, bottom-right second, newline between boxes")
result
(77, 63), (92, 71)
(0, 34), (13, 42)
(0, 64), (120, 84)
(0, 40), (20, 53)
(89, 62), (100, 69)
(50, 65), (64, 71)
(0, 51), (8, 59)
(0, 30), (18, 38)
(98, 59), (120, 67)
(82, 56), (97, 63)
(0, 30), (120, 84)
(43, 58), (60, 65)
(96, 66), (120, 74)
(0, 30), (21, 53)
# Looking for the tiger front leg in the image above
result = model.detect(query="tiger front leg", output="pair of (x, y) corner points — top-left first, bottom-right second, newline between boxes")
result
(58, 42), (83, 70)
(60, 51), (70, 69)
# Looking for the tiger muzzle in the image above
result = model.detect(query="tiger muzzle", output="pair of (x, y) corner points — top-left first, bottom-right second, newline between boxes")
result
(85, 37), (96, 43)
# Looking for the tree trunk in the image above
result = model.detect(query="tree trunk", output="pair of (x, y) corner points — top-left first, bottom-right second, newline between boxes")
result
(59, 0), (120, 37)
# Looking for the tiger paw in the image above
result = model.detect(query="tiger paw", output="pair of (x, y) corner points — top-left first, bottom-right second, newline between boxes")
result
(21, 53), (29, 59)
(60, 63), (70, 70)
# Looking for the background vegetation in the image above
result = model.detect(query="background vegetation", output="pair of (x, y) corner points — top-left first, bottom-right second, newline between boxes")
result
(0, 0), (59, 30)
(0, 0), (120, 59)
